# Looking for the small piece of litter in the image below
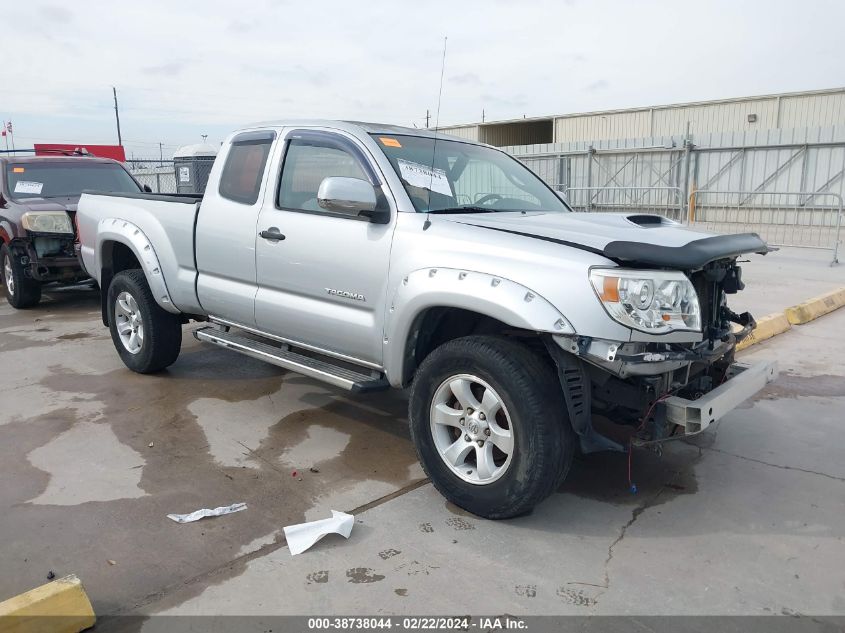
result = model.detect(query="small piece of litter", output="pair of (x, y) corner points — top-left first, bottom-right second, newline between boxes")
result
(283, 510), (354, 556)
(291, 470), (298, 477)
(107, 560), (116, 566)
(47, 571), (55, 580)
(309, 467), (320, 474)
(167, 502), (247, 524)
(148, 442), (154, 448)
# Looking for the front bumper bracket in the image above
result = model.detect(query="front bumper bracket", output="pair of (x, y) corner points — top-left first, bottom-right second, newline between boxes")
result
(661, 360), (779, 434)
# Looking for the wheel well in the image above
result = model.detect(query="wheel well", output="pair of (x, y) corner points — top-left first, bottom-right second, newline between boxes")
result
(99, 241), (141, 325)
(403, 307), (541, 385)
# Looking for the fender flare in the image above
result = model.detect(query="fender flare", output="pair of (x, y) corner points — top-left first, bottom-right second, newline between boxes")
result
(383, 267), (574, 386)
(96, 218), (180, 315)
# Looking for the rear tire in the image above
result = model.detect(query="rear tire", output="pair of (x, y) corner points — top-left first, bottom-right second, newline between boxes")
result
(2, 243), (41, 309)
(409, 335), (574, 519)
(107, 269), (182, 373)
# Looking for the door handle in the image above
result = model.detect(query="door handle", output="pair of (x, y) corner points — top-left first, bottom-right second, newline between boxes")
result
(259, 227), (285, 241)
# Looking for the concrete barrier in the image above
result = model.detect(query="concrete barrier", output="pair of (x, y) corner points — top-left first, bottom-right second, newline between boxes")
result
(736, 312), (792, 352)
(784, 287), (845, 325)
(0, 575), (95, 633)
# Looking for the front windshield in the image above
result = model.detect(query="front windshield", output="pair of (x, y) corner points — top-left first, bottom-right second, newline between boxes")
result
(5, 161), (140, 200)
(372, 134), (570, 213)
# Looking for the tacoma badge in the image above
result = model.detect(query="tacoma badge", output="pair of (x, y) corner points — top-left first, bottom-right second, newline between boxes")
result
(325, 288), (366, 302)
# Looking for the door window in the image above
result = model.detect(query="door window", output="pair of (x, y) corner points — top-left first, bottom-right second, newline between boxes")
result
(278, 141), (368, 212)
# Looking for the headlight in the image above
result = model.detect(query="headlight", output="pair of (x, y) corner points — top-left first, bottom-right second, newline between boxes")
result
(590, 268), (701, 333)
(21, 211), (73, 234)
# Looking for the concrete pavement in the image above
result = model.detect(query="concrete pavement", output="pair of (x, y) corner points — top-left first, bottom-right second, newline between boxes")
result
(137, 308), (845, 617)
(0, 250), (843, 621)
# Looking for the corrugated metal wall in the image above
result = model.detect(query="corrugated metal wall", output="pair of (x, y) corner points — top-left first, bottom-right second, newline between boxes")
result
(440, 88), (845, 146)
(504, 125), (845, 203)
(554, 109), (651, 143)
(780, 92), (845, 128)
(652, 98), (779, 136)
(440, 125), (479, 141)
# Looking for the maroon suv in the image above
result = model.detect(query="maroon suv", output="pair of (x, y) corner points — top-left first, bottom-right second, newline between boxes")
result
(0, 155), (146, 308)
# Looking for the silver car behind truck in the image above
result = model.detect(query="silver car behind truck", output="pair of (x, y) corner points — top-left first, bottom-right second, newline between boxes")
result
(76, 120), (777, 519)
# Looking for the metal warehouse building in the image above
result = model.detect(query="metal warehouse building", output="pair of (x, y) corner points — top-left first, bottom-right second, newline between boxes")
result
(439, 87), (845, 263)
(439, 87), (845, 146)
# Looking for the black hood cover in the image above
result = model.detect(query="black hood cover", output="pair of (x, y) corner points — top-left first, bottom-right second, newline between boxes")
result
(603, 233), (773, 269)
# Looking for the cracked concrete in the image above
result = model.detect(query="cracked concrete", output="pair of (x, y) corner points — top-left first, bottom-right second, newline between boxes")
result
(139, 307), (845, 617)
(2, 266), (845, 618)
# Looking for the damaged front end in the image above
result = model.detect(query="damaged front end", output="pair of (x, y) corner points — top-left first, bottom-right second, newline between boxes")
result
(546, 257), (778, 452)
(12, 234), (87, 285)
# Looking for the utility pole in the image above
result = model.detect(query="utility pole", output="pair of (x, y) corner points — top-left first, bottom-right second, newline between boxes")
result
(112, 86), (123, 147)
(159, 142), (163, 166)
(482, 109), (485, 123)
(425, 109), (430, 128)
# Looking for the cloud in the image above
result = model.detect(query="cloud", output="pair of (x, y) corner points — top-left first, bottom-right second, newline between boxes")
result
(38, 4), (73, 23)
(227, 19), (256, 33)
(2, 0), (843, 159)
(449, 72), (482, 86)
(480, 93), (529, 109)
(142, 62), (185, 77)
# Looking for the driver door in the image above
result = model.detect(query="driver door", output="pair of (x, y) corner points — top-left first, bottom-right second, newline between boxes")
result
(254, 129), (395, 367)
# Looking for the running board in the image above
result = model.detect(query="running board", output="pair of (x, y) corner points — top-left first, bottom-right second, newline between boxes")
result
(193, 326), (389, 393)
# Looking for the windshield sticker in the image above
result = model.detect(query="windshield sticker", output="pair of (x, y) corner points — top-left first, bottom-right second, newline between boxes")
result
(14, 181), (43, 195)
(379, 137), (402, 148)
(12, 167), (25, 173)
(397, 159), (452, 197)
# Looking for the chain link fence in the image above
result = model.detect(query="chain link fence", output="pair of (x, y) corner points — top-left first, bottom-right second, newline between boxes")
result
(126, 160), (178, 193)
(126, 159), (215, 195)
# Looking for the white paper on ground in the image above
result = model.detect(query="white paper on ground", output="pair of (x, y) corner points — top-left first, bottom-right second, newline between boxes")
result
(396, 159), (452, 197)
(283, 510), (355, 555)
(167, 502), (247, 523)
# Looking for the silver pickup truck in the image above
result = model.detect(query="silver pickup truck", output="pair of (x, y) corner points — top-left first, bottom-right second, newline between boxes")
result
(77, 120), (777, 519)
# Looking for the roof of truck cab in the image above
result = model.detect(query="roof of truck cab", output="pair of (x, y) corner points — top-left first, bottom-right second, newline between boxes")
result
(239, 119), (475, 143)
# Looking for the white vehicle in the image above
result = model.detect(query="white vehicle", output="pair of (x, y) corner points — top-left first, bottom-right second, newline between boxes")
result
(76, 121), (777, 518)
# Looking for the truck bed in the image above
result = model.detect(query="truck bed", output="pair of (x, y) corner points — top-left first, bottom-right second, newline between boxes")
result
(76, 190), (204, 314)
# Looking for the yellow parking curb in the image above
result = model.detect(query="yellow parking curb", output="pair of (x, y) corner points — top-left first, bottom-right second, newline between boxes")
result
(784, 287), (845, 325)
(0, 575), (95, 633)
(736, 312), (792, 352)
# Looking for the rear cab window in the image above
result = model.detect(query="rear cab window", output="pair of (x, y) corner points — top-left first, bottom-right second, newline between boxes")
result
(218, 131), (275, 205)
(5, 161), (140, 199)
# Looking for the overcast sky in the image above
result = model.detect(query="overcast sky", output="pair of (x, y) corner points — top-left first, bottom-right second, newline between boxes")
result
(2, 0), (843, 159)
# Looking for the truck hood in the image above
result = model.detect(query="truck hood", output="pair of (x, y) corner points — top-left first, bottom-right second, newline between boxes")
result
(442, 211), (772, 269)
(15, 196), (79, 213)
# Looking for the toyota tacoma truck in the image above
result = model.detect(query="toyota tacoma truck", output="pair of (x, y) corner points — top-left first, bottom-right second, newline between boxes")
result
(0, 155), (147, 308)
(76, 121), (778, 519)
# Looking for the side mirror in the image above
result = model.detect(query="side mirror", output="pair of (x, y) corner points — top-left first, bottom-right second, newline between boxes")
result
(142, 184), (153, 193)
(317, 177), (387, 223)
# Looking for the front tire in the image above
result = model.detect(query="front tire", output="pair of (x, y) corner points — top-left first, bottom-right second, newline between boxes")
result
(107, 269), (182, 373)
(409, 335), (574, 519)
(2, 243), (41, 309)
